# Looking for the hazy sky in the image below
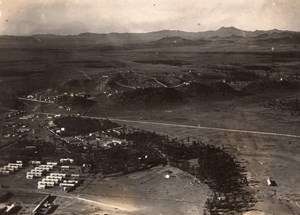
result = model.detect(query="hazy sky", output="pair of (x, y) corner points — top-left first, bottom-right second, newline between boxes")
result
(0, 0), (299, 35)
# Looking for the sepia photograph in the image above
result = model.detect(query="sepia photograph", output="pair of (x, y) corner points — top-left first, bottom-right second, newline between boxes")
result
(0, 0), (299, 214)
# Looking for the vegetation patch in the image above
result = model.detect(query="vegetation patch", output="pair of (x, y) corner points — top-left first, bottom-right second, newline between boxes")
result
(57, 96), (96, 114)
(133, 59), (190, 66)
(53, 116), (118, 136)
(66, 141), (163, 175)
(111, 87), (188, 109)
(3, 139), (57, 161)
(268, 97), (300, 115)
(243, 80), (300, 94)
(178, 82), (244, 97)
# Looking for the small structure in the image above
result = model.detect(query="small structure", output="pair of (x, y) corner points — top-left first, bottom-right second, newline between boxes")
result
(37, 184), (46, 190)
(30, 160), (42, 165)
(70, 174), (80, 178)
(59, 183), (75, 187)
(26, 146), (37, 150)
(0, 203), (15, 213)
(19, 114), (34, 120)
(267, 178), (277, 186)
(5, 204), (15, 213)
(60, 158), (74, 164)
(17, 128), (30, 133)
(27, 175), (34, 179)
(61, 166), (70, 169)
(47, 175), (63, 181)
(32, 194), (54, 214)
(0, 170), (10, 176)
(8, 163), (22, 168)
(50, 173), (66, 178)
(46, 162), (58, 166)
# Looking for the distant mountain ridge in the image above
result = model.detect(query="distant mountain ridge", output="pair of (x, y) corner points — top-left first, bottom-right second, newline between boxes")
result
(0, 27), (299, 48)
(30, 27), (297, 38)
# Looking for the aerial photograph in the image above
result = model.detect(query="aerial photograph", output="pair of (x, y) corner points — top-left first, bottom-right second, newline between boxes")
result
(0, 0), (299, 214)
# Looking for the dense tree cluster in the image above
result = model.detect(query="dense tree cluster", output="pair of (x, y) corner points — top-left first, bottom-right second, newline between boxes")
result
(53, 117), (119, 136)
(63, 139), (163, 175)
(268, 98), (300, 115)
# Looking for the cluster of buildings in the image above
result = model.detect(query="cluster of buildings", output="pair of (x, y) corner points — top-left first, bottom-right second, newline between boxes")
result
(26, 159), (81, 191)
(19, 114), (35, 120)
(26, 161), (57, 179)
(37, 172), (81, 191)
(12, 122), (31, 134)
(0, 161), (23, 176)
(3, 133), (22, 138)
(73, 129), (124, 149)
(46, 118), (124, 150)
(46, 121), (68, 140)
(73, 134), (123, 149)
(3, 112), (36, 139)
(23, 91), (92, 109)
(38, 172), (64, 189)
(63, 92), (92, 99)
(6, 111), (26, 119)
(25, 94), (55, 103)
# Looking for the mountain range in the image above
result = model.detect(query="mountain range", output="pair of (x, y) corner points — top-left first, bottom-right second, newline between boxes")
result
(0, 27), (299, 48)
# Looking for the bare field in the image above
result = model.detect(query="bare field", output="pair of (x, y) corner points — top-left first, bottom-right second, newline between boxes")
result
(74, 165), (210, 215)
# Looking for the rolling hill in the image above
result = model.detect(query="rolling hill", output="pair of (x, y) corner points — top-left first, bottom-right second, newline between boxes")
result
(111, 87), (187, 109)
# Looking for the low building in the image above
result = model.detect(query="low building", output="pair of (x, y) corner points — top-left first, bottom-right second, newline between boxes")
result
(37, 184), (46, 189)
(26, 146), (37, 150)
(32, 194), (53, 214)
(59, 183), (75, 187)
(26, 175), (34, 179)
(0, 170), (10, 175)
(70, 174), (80, 178)
(50, 173), (66, 178)
(30, 160), (42, 165)
(46, 162), (58, 166)
(61, 166), (70, 169)
(267, 178), (277, 186)
(17, 128), (30, 133)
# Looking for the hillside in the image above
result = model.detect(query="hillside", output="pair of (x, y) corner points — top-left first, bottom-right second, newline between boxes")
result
(56, 79), (98, 93)
(111, 87), (187, 108)
(149, 36), (203, 47)
(177, 82), (244, 97)
(243, 80), (300, 94)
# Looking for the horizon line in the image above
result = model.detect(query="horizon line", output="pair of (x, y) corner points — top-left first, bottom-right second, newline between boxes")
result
(0, 26), (297, 37)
